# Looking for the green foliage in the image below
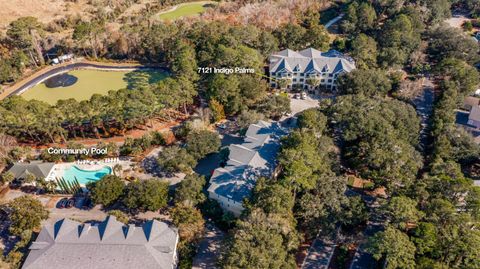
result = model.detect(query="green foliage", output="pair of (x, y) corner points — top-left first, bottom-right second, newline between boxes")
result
(296, 175), (348, 237)
(171, 204), (205, 243)
(107, 210), (129, 224)
(1, 171), (14, 185)
(221, 209), (298, 269)
(428, 25), (479, 64)
(338, 195), (368, 229)
(157, 146), (197, 173)
(337, 69), (392, 96)
(8, 196), (48, 236)
(341, 1), (377, 34)
(381, 196), (424, 231)
(367, 226), (416, 269)
(208, 99), (225, 123)
(279, 130), (333, 193)
(88, 175), (125, 207)
(331, 95), (422, 189)
(379, 14), (421, 67)
(351, 34), (378, 69)
(185, 130), (221, 160)
(297, 108), (327, 135)
(123, 179), (169, 211)
(174, 173), (206, 206)
(258, 94), (291, 119)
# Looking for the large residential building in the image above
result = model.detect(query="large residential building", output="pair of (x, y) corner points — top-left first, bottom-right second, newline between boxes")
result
(269, 48), (356, 93)
(207, 121), (285, 216)
(6, 161), (55, 181)
(22, 216), (178, 269)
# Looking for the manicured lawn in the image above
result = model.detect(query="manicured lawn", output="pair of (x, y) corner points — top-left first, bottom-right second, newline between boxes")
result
(22, 69), (168, 105)
(157, 1), (216, 20)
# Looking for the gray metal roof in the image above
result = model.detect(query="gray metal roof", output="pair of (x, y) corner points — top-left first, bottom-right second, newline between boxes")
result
(207, 121), (285, 203)
(22, 216), (178, 269)
(269, 48), (355, 74)
(470, 105), (480, 122)
(7, 161), (55, 180)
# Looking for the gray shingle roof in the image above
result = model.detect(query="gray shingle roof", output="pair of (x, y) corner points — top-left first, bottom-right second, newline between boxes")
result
(7, 161), (55, 180)
(207, 121), (285, 203)
(22, 216), (178, 269)
(270, 48), (355, 74)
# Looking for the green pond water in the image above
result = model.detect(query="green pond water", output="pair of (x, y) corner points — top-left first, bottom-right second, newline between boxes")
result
(22, 69), (168, 105)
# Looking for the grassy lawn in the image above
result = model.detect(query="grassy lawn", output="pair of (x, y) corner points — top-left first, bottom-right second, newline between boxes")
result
(157, 1), (216, 20)
(22, 69), (168, 105)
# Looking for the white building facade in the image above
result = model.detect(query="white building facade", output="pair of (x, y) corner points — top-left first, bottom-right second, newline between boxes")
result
(269, 48), (356, 94)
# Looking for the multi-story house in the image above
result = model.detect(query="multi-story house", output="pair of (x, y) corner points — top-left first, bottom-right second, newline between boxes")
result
(207, 121), (285, 216)
(269, 48), (356, 93)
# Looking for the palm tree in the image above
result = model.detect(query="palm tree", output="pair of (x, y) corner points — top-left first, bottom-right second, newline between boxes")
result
(113, 164), (123, 177)
(306, 77), (321, 92)
(276, 78), (290, 90)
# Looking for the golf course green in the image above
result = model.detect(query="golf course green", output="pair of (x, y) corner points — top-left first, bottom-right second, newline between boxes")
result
(22, 69), (168, 105)
(157, 1), (217, 20)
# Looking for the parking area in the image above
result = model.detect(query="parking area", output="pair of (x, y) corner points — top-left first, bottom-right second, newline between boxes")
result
(290, 95), (321, 116)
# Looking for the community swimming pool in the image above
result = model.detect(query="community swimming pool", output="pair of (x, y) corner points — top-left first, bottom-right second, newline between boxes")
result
(63, 165), (112, 185)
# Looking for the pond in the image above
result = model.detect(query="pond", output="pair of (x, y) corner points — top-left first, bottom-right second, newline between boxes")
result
(21, 69), (168, 105)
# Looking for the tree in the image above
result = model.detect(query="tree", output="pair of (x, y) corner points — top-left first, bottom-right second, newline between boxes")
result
(351, 34), (378, 69)
(276, 78), (290, 90)
(123, 179), (169, 211)
(331, 95), (422, 189)
(379, 14), (421, 67)
(297, 108), (327, 135)
(296, 175), (348, 237)
(107, 210), (129, 224)
(411, 222), (438, 256)
(88, 175), (124, 207)
(258, 94), (291, 119)
(381, 196), (424, 231)
(221, 209), (298, 269)
(6, 17), (45, 66)
(338, 195), (368, 229)
(279, 130), (333, 194)
(8, 196), (48, 236)
(174, 173), (206, 207)
(171, 204), (205, 243)
(337, 69), (391, 96)
(157, 146), (197, 173)
(186, 130), (221, 160)
(1, 171), (15, 185)
(236, 109), (265, 129)
(428, 25), (479, 64)
(366, 226), (416, 269)
(209, 99), (225, 123)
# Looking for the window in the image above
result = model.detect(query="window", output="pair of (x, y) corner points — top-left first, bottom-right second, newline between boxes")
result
(328, 74), (333, 77)
(321, 79), (325, 82)
(328, 79), (332, 83)
(300, 78), (304, 82)
(293, 78), (297, 82)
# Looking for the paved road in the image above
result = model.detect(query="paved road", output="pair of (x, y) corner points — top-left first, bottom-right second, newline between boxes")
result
(349, 198), (383, 269)
(301, 238), (336, 269)
(412, 78), (435, 153)
(192, 223), (225, 269)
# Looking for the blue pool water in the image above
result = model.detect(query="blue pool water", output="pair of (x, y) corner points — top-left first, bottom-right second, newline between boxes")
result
(63, 165), (112, 185)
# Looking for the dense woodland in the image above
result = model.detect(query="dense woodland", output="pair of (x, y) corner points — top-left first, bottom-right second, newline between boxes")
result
(0, 0), (480, 268)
